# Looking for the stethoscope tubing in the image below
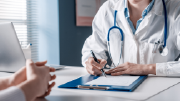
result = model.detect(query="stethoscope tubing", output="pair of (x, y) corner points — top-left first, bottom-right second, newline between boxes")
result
(107, 10), (124, 42)
(107, 0), (167, 67)
(162, 0), (168, 48)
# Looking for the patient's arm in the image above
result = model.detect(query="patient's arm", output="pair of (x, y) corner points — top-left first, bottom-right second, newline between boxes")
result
(0, 60), (56, 101)
(0, 67), (26, 90)
(0, 60), (48, 91)
(0, 77), (11, 90)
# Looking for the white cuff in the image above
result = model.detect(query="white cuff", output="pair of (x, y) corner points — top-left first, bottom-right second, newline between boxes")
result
(0, 86), (26, 101)
(156, 63), (168, 76)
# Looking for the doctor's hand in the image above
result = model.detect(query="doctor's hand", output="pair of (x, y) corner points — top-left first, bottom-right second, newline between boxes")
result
(106, 62), (156, 76)
(85, 57), (107, 76)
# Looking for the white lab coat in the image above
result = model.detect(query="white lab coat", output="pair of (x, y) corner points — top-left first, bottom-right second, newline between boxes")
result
(82, 0), (180, 76)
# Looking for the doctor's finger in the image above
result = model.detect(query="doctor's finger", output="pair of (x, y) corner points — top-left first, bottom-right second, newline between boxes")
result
(111, 71), (128, 76)
(106, 66), (125, 73)
(106, 67), (126, 74)
(94, 69), (102, 76)
(89, 67), (102, 76)
(116, 63), (128, 68)
(99, 59), (107, 67)
(91, 65), (102, 75)
(86, 62), (102, 75)
(88, 57), (103, 69)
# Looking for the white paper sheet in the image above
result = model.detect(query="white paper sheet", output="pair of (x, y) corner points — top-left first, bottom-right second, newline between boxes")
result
(86, 75), (139, 86)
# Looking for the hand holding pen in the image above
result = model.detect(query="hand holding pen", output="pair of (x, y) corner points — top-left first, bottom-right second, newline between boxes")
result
(85, 50), (107, 77)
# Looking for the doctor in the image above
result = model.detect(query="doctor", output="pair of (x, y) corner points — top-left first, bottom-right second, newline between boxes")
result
(82, 0), (180, 76)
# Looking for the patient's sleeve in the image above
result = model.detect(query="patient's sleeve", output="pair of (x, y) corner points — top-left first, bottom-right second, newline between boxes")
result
(0, 86), (26, 101)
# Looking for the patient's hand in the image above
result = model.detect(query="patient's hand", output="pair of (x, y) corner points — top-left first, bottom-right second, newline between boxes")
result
(9, 61), (48, 87)
(0, 61), (49, 91)
(16, 60), (56, 101)
(9, 66), (26, 86)
(26, 60), (56, 97)
(0, 60), (56, 101)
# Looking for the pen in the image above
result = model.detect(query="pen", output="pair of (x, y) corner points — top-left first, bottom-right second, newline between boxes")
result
(90, 50), (107, 77)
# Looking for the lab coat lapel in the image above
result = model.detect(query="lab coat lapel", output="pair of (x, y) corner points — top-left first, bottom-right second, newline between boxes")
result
(135, 0), (164, 40)
(116, 9), (134, 38)
(113, 0), (164, 38)
(113, 0), (138, 64)
(116, 10), (138, 64)
(135, 12), (154, 36)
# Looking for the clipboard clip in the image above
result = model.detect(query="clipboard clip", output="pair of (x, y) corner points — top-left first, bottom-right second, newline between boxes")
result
(77, 85), (109, 90)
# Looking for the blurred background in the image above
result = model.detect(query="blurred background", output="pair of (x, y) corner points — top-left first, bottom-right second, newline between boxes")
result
(0, 0), (106, 67)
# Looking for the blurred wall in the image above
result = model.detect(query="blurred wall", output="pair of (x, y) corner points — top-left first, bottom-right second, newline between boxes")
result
(59, 0), (92, 66)
(37, 0), (60, 65)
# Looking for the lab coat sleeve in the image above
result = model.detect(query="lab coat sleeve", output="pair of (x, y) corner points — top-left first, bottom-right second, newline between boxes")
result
(0, 86), (26, 101)
(173, 8), (180, 50)
(156, 61), (180, 76)
(156, 2), (180, 76)
(176, 17), (180, 50)
(81, 2), (109, 67)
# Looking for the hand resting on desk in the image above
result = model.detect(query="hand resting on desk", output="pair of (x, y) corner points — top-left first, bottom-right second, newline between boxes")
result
(85, 57), (156, 76)
(106, 62), (156, 76)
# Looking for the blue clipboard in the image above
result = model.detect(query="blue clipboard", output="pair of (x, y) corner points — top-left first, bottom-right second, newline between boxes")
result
(58, 74), (147, 92)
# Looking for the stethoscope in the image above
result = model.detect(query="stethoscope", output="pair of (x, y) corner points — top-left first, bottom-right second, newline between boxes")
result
(107, 0), (168, 67)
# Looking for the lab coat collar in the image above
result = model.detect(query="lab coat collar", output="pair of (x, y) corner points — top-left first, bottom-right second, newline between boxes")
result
(109, 0), (133, 36)
(112, 0), (166, 16)
(151, 0), (164, 15)
(113, 0), (124, 12)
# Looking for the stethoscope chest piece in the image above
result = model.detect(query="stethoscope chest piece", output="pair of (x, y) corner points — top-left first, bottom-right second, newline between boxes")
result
(159, 45), (168, 56)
